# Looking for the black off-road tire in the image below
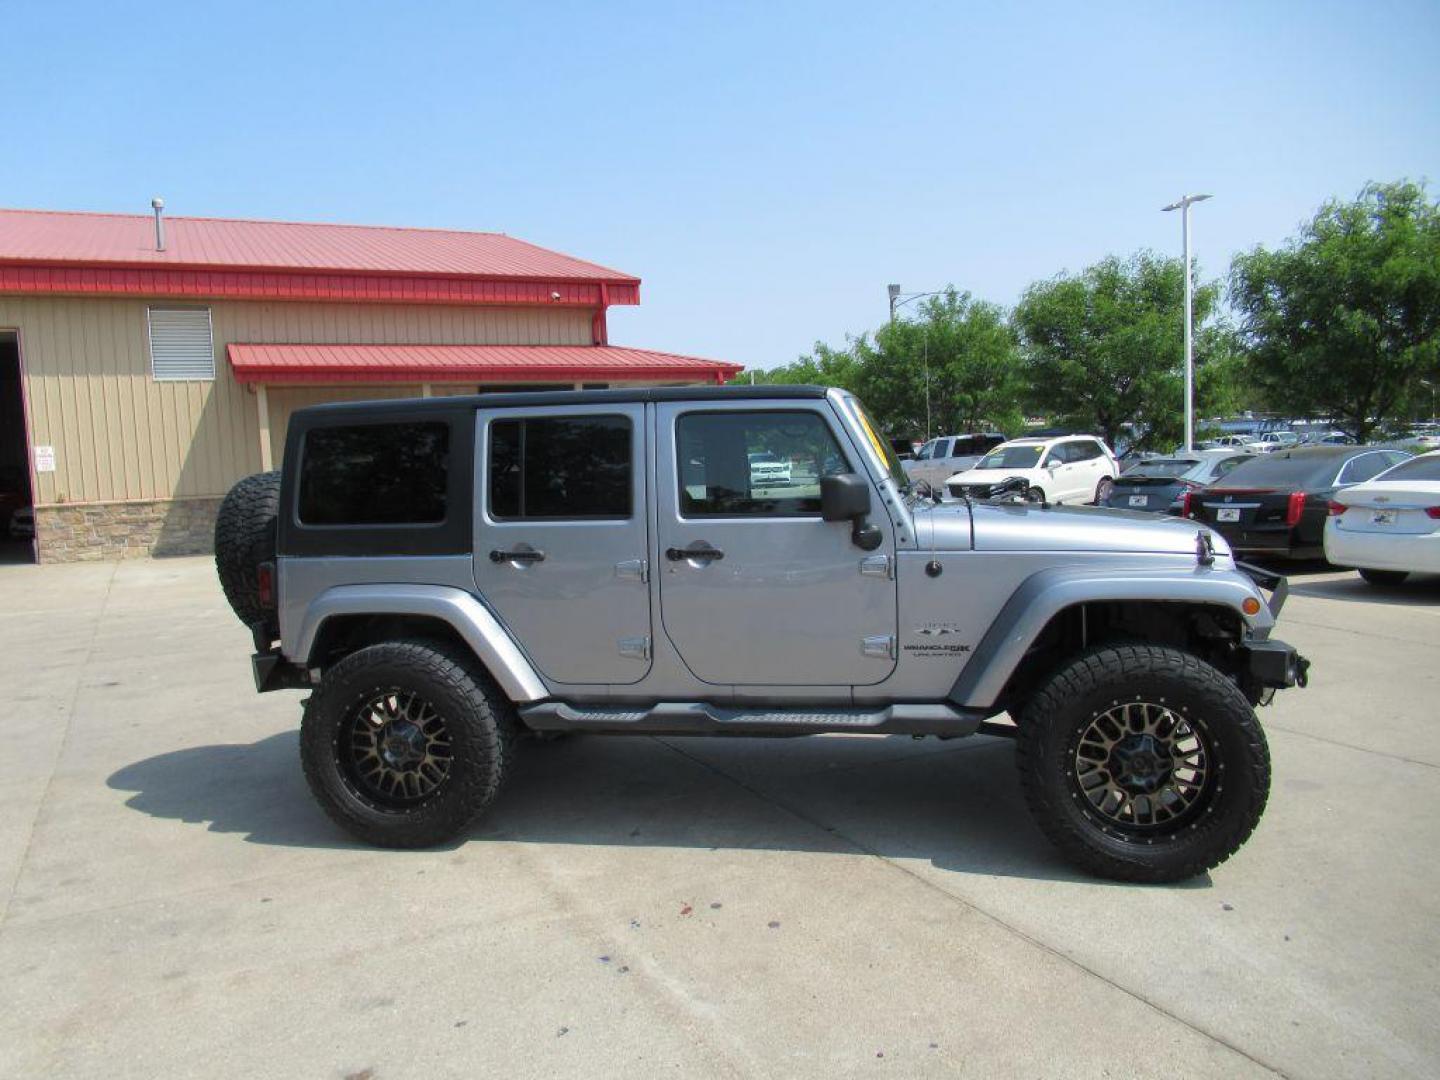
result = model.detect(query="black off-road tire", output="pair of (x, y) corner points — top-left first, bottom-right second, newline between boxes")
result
(300, 639), (518, 848)
(214, 470), (281, 631)
(1016, 645), (1270, 883)
(1358, 568), (1409, 586)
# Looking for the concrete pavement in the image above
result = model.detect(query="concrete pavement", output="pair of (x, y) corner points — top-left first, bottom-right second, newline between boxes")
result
(0, 557), (1436, 1078)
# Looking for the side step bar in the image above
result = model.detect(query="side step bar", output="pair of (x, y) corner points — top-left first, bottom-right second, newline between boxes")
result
(518, 701), (987, 738)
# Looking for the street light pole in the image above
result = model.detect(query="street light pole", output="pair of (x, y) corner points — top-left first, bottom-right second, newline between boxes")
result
(886, 284), (945, 440)
(1162, 194), (1212, 452)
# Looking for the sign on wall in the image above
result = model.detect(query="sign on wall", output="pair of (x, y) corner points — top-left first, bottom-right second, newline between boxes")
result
(34, 445), (55, 473)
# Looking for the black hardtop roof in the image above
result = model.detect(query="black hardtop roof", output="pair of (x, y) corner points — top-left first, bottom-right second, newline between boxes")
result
(294, 384), (832, 420)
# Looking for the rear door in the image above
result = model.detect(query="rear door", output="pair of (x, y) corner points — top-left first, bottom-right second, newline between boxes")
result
(472, 403), (652, 685)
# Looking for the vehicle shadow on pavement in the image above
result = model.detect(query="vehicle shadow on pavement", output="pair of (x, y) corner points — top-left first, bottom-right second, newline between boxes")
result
(108, 730), (1209, 887)
(1286, 572), (1440, 606)
(107, 731), (362, 850)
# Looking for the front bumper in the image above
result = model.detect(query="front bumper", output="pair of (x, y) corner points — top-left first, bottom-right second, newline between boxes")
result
(1239, 638), (1310, 689)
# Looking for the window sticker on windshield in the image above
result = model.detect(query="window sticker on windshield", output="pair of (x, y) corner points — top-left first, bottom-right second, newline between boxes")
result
(854, 407), (889, 463)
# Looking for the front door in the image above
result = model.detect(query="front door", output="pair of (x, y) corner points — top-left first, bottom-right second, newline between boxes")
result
(655, 401), (898, 687)
(472, 403), (652, 685)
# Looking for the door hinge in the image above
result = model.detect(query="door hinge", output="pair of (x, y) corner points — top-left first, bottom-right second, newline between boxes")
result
(861, 635), (897, 659)
(859, 554), (892, 579)
(615, 558), (649, 583)
(618, 636), (651, 661)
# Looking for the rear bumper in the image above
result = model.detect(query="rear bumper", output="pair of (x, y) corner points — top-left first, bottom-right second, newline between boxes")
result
(251, 649), (313, 693)
(1324, 526), (1440, 574)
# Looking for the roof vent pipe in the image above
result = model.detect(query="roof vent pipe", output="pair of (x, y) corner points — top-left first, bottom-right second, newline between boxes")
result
(151, 197), (165, 251)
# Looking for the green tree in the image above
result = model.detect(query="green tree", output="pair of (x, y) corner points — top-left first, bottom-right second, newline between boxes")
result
(1229, 180), (1440, 441)
(859, 289), (1025, 440)
(1012, 252), (1221, 449)
(729, 340), (861, 391)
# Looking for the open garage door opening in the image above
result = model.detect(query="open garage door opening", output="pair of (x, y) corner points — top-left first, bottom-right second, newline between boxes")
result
(0, 332), (35, 564)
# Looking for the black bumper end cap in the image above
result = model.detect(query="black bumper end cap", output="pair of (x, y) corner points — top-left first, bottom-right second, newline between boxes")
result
(251, 649), (312, 693)
(1242, 639), (1309, 690)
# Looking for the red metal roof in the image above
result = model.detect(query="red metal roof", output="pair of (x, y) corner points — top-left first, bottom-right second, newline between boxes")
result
(0, 208), (638, 281)
(228, 343), (742, 386)
(0, 208), (640, 306)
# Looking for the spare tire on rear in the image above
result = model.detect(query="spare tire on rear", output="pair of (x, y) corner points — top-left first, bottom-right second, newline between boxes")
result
(215, 471), (281, 633)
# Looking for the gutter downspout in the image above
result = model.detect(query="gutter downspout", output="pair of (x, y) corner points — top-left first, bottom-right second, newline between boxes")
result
(591, 283), (609, 345)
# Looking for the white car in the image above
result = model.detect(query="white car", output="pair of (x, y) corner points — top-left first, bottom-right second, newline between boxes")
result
(1324, 451), (1440, 584)
(945, 435), (1118, 505)
(747, 451), (792, 487)
(1250, 431), (1299, 452)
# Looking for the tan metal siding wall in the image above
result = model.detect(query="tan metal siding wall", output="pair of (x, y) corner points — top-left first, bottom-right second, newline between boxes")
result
(0, 296), (591, 504)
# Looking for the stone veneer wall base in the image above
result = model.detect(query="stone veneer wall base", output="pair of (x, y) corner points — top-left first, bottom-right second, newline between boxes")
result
(36, 498), (224, 563)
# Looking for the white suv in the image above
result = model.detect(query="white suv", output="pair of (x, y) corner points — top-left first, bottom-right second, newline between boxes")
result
(945, 435), (1119, 505)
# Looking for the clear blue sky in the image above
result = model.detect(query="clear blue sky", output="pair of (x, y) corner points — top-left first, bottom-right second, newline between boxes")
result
(4, 1), (1438, 371)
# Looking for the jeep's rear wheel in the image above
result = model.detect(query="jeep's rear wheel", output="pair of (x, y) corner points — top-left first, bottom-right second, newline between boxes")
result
(1016, 645), (1269, 883)
(301, 640), (516, 848)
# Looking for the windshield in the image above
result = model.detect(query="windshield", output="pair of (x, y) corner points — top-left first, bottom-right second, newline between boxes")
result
(1125, 458), (1200, 479)
(978, 445), (1045, 470)
(1377, 454), (1440, 482)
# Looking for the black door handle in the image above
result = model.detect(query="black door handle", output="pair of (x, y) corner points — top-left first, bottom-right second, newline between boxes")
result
(489, 548), (545, 563)
(666, 545), (724, 562)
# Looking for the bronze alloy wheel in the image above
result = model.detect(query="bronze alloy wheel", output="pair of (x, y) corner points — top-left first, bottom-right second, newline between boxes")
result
(1071, 700), (1214, 835)
(339, 689), (454, 810)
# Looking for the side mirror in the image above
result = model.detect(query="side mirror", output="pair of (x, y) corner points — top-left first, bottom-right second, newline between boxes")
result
(820, 473), (882, 551)
(820, 473), (871, 521)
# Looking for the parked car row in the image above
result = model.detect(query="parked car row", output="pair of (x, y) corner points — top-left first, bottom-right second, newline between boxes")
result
(902, 432), (1006, 488)
(1102, 449), (1255, 514)
(1180, 446), (1411, 560)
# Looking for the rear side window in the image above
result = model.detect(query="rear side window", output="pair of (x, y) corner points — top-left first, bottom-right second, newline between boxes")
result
(1212, 455), (1252, 480)
(489, 415), (631, 519)
(1337, 452), (1398, 486)
(299, 422), (449, 525)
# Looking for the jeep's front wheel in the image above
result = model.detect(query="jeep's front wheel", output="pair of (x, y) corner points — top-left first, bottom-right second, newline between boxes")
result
(300, 640), (516, 848)
(1016, 645), (1269, 883)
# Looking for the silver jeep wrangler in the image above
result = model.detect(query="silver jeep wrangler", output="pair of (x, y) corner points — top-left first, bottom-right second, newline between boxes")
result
(215, 386), (1308, 882)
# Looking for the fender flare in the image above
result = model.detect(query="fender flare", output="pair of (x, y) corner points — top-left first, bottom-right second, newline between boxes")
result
(949, 564), (1274, 709)
(289, 584), (548, 703)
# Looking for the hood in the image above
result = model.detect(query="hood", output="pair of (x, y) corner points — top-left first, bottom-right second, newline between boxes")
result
(971, 502), (1224, 555)
(907, 501), (976, 550)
